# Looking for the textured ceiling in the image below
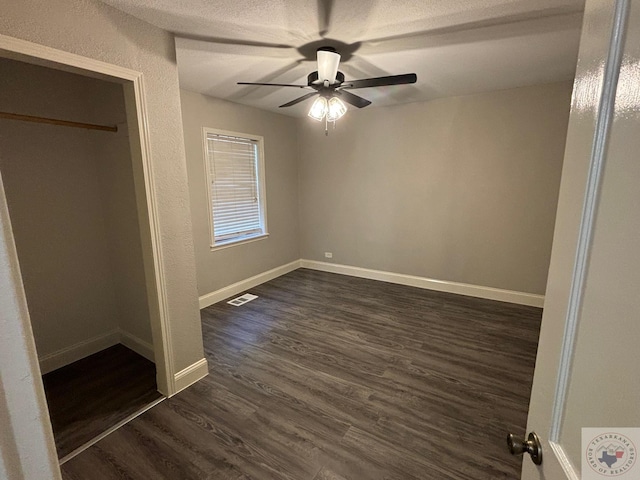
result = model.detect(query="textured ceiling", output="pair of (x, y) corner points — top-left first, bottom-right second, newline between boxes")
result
(100, 0), (585, 117)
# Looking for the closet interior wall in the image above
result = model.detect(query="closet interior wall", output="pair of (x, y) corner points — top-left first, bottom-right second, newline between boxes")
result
(0, 58), (153, 372)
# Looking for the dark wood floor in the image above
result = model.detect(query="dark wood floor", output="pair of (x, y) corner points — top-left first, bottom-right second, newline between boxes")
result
(43, 343), (161, 459)
(61, 269), (541, 479)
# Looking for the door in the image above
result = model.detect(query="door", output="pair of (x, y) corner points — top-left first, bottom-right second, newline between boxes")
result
(519, 0), (640, 478)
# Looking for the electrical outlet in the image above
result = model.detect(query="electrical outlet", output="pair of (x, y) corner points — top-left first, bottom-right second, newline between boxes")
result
(324, 252), (333, 259)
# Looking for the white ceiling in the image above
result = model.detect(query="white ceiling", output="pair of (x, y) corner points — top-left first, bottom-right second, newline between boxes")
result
(100, 0), (585, 117)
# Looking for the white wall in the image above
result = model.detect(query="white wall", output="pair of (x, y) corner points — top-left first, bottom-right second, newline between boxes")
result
(180, 90), (300, 296)
(298, 82), (573, 295)
(0, 58), (153, 370)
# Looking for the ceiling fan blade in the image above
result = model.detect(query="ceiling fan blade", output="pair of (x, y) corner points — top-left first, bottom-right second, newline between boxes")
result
(336, 90), (371, 108)
(317, 48), (341, 84)
(237, 82), (309, 88)
(340, 73), (417, 89)
(279, 92), (319, 108)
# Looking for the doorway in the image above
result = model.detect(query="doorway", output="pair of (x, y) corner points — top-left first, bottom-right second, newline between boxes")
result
(0, 56), (161, 460)
(0, 53), (169, 461)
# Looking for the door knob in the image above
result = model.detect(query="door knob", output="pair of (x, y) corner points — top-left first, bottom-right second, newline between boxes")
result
(507, 432), (543, 465)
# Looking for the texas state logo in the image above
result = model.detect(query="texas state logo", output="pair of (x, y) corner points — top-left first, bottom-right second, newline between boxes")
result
(584, 431), (637, 477)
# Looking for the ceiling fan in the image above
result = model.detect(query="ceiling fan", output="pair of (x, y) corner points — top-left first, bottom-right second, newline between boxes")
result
(238, 47), (417, 133)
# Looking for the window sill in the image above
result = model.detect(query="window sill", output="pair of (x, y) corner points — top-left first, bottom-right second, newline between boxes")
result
(209, 233), (269, 252)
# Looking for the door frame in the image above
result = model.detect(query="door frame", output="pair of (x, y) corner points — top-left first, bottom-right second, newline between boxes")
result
(0, 33), (183, 478)
(0, 31), (177, 478)
(0, 33), (176, 395)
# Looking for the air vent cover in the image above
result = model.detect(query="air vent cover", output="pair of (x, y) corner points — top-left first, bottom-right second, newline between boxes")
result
(227, 293), (258, 307)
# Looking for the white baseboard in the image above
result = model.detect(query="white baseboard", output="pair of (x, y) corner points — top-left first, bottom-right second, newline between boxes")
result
(300, 259), (545, 308)
(39, 330), (120, 374)
(39, 329), (156, 374)
(199, 259), (301, 309)
(119, 329), (155, 363)
(197, 258), (544, 308)
(173, 358), (208, 394)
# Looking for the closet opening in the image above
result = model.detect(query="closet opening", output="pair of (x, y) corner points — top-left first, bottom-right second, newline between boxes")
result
(0, 55), (166, 462)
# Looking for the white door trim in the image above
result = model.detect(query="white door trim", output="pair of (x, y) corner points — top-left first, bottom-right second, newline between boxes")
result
(547, 0), (629, 476)
(0, 178), (62, 480)
(0, 33), (176, 395)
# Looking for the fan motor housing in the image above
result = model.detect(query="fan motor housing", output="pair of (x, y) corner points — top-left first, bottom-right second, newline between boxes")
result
(307, 71), (345, 89)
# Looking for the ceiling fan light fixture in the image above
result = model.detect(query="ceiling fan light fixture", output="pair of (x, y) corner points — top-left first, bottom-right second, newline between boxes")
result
(308, 96), (328, 121)
(317, 49), (341, 84)
(327, 97), (347, 122)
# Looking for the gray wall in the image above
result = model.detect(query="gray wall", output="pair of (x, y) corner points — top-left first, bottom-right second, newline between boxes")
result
(298, 82), (572, 295)
(0, 58), (152, 364)
(180, 89), (300, 295)
(0, 0), (204, 373)
(94, 108), (153, 348)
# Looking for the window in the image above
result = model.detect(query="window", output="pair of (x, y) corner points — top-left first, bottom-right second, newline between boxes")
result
(203, 128), (267, 248)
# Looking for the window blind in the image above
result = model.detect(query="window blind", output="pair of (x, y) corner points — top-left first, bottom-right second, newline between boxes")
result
(207, 133), (264, 243)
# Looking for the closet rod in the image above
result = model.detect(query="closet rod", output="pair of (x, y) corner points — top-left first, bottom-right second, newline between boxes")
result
(0, 111), (118, 132)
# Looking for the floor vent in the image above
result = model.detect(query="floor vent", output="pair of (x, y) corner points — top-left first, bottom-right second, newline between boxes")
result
(227, 293), (258, 307)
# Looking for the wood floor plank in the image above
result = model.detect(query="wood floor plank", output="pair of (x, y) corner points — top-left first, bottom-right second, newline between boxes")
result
(369, 415), (518, 479)
(168, 389), (320, 480)
(312, 467), (348, 480)
(62, 269), (541, 479)
(138, 400), (286, 480)
(42, 344), (161, 459)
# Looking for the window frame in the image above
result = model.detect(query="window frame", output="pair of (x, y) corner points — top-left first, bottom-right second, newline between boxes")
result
(202, 127), (268, 250)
